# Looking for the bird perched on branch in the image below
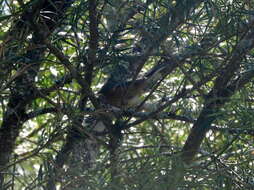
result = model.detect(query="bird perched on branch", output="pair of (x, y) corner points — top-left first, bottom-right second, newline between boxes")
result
(98, 63), (167, 109)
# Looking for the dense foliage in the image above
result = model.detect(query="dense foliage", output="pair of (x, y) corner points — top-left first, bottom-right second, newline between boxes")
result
(0, 0), (254, 189)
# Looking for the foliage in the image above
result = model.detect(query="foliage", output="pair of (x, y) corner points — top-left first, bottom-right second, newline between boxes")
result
(0, 0), (254, 189)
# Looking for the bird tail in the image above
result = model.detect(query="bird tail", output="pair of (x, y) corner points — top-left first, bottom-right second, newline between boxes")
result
(144, 63), (167, 83)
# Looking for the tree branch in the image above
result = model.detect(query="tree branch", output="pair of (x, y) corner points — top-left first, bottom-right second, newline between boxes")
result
(182, 25), (254, 163)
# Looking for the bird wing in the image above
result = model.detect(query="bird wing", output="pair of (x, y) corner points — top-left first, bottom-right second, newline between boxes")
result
(99, 63), (167, 108)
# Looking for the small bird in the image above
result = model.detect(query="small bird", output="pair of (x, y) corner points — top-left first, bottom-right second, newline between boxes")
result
(98, 63), (167, 109)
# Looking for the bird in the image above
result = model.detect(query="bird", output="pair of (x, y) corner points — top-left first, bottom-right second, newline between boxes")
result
(98, 63), (167, 109)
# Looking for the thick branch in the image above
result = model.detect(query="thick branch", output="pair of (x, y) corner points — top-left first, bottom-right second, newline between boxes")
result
(182, 20), (254, 162)
(0, 0), (73, 187)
